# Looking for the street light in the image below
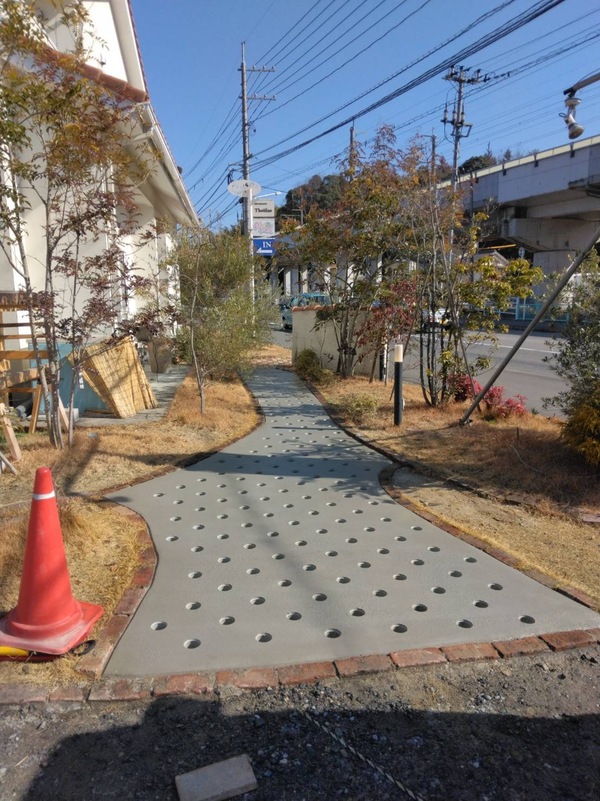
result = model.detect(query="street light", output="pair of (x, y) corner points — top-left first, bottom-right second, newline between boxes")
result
(561, 69), (600, 140)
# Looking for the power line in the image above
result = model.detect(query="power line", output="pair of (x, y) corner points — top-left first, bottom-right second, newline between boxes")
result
(252, 0), (568, 171)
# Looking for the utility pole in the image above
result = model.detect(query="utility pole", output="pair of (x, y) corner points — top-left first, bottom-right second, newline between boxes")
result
(442, 66), (487, 188)
(239, 42), (275, 250)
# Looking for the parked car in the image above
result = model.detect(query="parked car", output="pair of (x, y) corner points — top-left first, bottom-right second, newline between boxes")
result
(281, 292), (331, 330)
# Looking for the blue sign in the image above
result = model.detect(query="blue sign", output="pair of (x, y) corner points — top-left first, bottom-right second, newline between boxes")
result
(253, 238), (275, 256)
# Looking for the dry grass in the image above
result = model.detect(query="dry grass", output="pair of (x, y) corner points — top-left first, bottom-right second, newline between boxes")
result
(319, 375), (600, 513)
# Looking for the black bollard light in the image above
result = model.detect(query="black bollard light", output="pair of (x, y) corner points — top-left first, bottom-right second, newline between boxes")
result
(394, 343), (403, 426)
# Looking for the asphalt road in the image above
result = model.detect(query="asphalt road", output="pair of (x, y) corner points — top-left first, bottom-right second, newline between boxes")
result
(270, 325), (567, 415)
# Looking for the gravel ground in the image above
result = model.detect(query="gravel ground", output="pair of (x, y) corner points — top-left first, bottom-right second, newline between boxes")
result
(1, 643), (599, 801)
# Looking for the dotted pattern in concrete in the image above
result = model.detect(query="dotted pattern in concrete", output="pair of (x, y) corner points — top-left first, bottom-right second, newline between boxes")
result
(104, 368), (600, 676)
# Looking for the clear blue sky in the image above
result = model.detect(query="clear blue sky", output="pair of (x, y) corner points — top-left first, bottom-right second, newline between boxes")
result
(130, 0), (600, 229)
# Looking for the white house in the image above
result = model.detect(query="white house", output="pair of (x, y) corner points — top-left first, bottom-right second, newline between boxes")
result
(0, 0), (198, 423)
(0, 0), (197, 331)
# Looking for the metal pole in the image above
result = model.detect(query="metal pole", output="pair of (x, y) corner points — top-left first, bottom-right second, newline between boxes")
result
(394, 343), (403, 426)
(460, 222), (600, 425)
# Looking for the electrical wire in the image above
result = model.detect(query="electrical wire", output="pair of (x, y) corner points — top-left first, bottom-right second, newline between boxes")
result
(251, 0), (568, 170)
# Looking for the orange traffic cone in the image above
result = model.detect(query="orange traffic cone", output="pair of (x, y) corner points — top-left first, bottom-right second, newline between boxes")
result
(0, 467), (103, 655)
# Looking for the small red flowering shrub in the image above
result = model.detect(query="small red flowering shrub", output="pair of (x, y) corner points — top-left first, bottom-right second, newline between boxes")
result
(450, 374), (527, 420)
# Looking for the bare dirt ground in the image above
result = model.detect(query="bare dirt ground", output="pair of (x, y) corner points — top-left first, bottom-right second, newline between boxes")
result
(1, 345), (599, 800)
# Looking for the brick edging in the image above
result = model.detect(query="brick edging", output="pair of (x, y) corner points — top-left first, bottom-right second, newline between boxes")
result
(2, 629), (599, 703)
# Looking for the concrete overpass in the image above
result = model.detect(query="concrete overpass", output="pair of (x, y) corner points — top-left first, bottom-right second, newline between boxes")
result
(467, 135), (600, 275)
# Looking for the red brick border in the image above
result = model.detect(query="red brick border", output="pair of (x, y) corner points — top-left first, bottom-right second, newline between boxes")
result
(2, 629), (600, 703)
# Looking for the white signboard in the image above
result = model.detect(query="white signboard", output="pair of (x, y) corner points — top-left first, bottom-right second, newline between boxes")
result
(252, 218), (276, 237)
(227, 179), (261, 198)
(253, 199), (275, 218)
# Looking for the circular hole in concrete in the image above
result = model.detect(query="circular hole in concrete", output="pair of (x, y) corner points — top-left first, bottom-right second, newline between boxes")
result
(267, 531), (279, 538)
(318, 488), (329, 492)
(273, 553), (285, 560)
(336, 519), (347, 524)
(255, 633), (272, 643)
(191, 546), (204, 552)
(308, 510), (319, 516)
(325, 629), (341, 638)
(218, 557), (230, 564)
(369, 501), (379, 506)
(188, 571), (202, 579)
(411, 525), (422, 531)
(220, 616), (235, 625)
(326, 502), (337, 507)
(184, 639), (201, 649)
(302, 495), (312, 500)
(464, 556), (477, 563)
(353, 509), (364, 515)
(316, 528), (328, 534)
(364, 527), (376, 533)
(429, 546), (441, 552)
(262, 497), (272, 502)
(153, 492), (164, 497)
(217, 514), (228, 520)
(151, 621), (167, 631)
(251, 597), (265, 605)
(377, 548), (390, 555)
(295, 540), (307, 547)
(192, 524), (205, 531)
(239, 505), (250, 511)
(289, 520), (300, 526)
(237, 489), (247, 496)
(395, 536), (407, 542)
(257, 482), (266, 487)
(520, 615), (536, 624)
(326, 550), (338, 557)
(474, 600), (488, 608)
(489, 583), (503, 590)
(197, 478), (207, 482)
(173, 500), (183, 505)
(449, 570), (462, 578)
(244, 543), (256, 550)
(393, 574), (407, 581)
(217, 534), (229, 540)
(196, 491), (206, 497)
(279, 488), (289, 494)
(411, 559), (425, 566)
(166, 536), (179, 542)
(373, 589), (387, 597)
(431, 586), (446, 594)
(358, 561), (371, 568)
(343, 493), (353, 499)
(337, 576), (350, 584)
(381, 517), (392, 523)
(247, 568), (260, 575)
(350, 608), (365, 617)
(346, 537), (358, 544)
(242, 522), (253, 528)
(218, 583), (232, 591)
(303, 564), (316, 571)
(185, 602), (201, 610)
(392, 624), (408, 633)
(287, 612), (302, 621)
(236, 477), (245, 481)
(413, 604), (428, 612)
(457, 619), (473, 628)
(313, 593), (327, 601)
(170, 516), (181, 522)
(278, 580), (292, 587)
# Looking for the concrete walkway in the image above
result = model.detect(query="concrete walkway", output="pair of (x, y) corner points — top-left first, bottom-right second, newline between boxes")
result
(104, 367), (600, 677)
